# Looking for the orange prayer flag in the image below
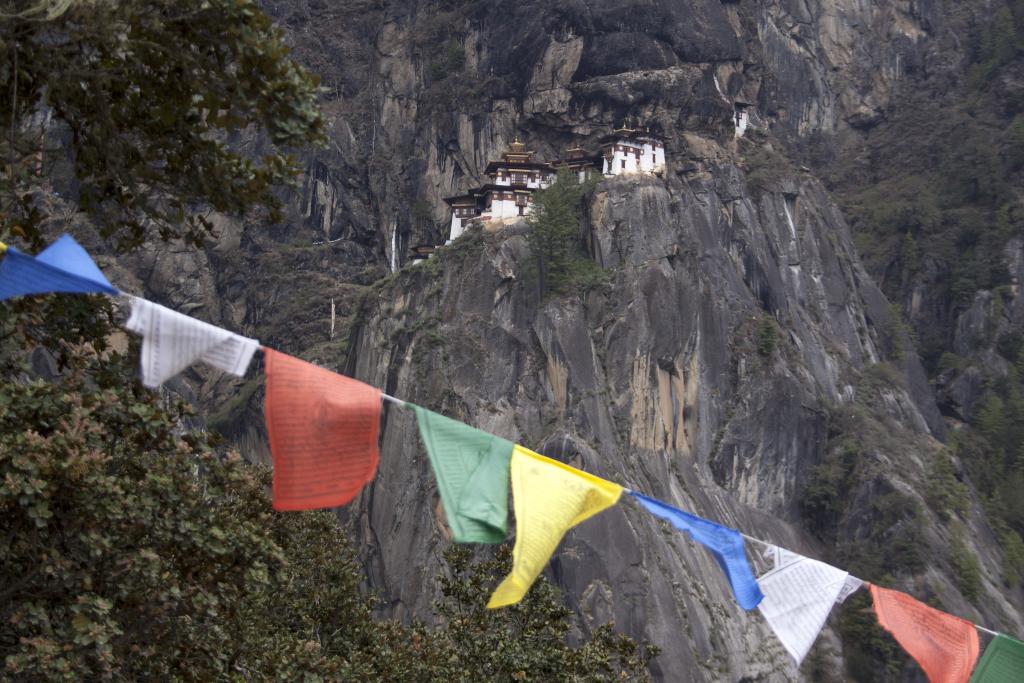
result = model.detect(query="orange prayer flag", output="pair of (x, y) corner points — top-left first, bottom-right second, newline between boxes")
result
(869, 584), (980, 683)
(264, 349), (382, 511)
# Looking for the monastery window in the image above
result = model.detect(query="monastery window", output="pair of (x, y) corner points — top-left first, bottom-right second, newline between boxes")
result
(515, 194), (528, 206)
(621, 159), (626, 170)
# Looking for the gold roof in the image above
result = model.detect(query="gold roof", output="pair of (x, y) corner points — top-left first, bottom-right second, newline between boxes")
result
(501, 136), (535, 162)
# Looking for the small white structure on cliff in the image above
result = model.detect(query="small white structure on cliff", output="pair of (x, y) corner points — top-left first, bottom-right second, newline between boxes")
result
(734, 102), (751, 138)
(600, 126), (665, 176)
(443, 193), (478, 244)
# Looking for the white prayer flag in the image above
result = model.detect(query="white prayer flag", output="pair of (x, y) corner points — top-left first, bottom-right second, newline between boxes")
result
(124, 296), (259, 388)
(756, 546), (860, 665)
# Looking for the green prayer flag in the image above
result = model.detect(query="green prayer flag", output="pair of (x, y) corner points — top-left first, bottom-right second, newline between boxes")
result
(971, 634), (1024, 682)
(412, 405), (513, 543)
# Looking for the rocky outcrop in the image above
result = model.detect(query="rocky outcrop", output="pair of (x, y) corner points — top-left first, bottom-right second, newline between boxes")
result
(342, 147), (1017, 678)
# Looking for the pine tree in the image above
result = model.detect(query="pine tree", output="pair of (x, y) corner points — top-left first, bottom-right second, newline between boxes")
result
(526, 169), (592, 297)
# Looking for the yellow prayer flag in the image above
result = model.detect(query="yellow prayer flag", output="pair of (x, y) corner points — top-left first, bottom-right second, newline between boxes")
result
(487, 445), (623, 608)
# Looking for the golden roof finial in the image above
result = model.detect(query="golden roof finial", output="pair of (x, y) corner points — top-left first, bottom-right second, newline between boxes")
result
(509, 136), (526, 153)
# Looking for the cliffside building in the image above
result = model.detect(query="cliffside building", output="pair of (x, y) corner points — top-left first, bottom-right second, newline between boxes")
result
(443, 193), (479, 244)
(550, 146), (603, 183)
(443, 139), (551, 244)
(442, 130), (666, 244)
(600, 126), (665, 176)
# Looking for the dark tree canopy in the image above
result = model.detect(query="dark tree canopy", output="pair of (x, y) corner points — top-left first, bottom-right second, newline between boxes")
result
(1, 0), (325, 249)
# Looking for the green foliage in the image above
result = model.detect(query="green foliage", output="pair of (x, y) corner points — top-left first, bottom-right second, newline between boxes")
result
(1005, 115), (1024, 170)
(998, 329), (1024, 363)
(756, 316), (779, 358)
(833, 2), (1024, 357)
(742, 143), (794, 194)
(0, 0), (325, 249)
(526, 169), (603, 298)
(964, 373), (1024, 531)
(207, 376), (262, 435)
(856, 362), (908, 397)
(997, 522), (1024, 587)
(949, 523), (983, 602)
(430, 546), (657, 681)
(800, 430), (926, 577)
(0, 348), (424, 679)
(879, 303), (908, 361)
(926, 451), (970, 521)
(969, 6), (1024, 91)
(411, 198), (435, 228)
(429, 38), (466, 81)
(799, 440), (859, 540)
(837, 589), (908, 681)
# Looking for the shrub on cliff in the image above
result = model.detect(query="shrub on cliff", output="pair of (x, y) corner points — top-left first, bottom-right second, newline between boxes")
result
(526, 170), (604, 298)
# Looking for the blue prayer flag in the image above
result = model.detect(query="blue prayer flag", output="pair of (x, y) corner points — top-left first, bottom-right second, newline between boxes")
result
(0, 234), (117, 301)
(630, 491), (764, 610)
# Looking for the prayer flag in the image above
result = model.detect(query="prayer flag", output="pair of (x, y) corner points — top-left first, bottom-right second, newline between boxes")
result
(487, 446), (622, 608)
(412, 405), (513, 543)
(756, 545), (859, 664)
(629, 492), (763, 609)
(870, 584), (980, 683)
(124, 296), (259, 388)
(0, 234), (117, 300)
(264, 349), (382, 511)
(970, 634), (1024, 682)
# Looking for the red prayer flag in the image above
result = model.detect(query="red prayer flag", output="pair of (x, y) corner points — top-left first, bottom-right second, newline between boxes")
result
(869, 584), (980, 683)
(264, 349), (382, 510)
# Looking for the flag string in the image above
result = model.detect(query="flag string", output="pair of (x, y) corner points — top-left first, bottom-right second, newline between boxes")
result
(382, 393), (408, 408)
(0, 238), (1012, 647)
(142, 291), (1015, 642)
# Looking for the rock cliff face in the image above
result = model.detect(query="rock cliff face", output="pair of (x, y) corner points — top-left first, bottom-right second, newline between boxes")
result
(123, 0), (1024, 679)
(345, 154), (1024, 680)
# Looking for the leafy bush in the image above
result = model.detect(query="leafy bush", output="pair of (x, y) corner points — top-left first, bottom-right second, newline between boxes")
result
(431, 546), (657, 681)
(742, 144), (793, 194)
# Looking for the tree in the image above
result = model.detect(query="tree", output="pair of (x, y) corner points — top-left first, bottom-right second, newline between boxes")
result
(526, 169), (596, 297)
(1, 0), (325, 249)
